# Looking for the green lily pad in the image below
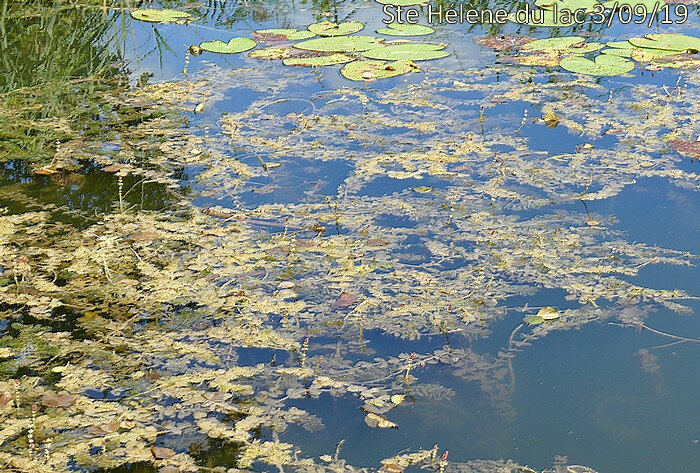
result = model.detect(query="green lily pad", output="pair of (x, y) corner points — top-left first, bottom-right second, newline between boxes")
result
(628, 33), (700, 53)
(376, 0), (426, 5)
(508, 10), (579, 26)
(361, 43), (449, 61)
(560, 54), (634, 75)
(520, 36), (603, 54)
(253, 29), (316, 41)
(535, 0), (600, 11)
(199, 38), (257, 54)
(294, 36), (384, 52)
(308, 21), (364, 37)
(283, 54), (354, 67)
(340, 59), (420, 80)
(376, 23), (435, 36)
(130, 9), (193, 24)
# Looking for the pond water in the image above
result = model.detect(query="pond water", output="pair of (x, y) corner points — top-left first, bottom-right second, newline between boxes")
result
(2, 1), (700, 473)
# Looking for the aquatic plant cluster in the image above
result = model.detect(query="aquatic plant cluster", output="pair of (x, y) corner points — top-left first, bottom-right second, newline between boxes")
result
(1, 1), (700, 473)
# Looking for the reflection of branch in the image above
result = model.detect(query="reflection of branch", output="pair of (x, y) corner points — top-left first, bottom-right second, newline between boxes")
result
(609, 322), (700, 343)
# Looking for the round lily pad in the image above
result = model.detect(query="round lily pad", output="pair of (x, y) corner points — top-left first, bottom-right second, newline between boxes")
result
(376, 23), (435, 36)
(130, 9), (193, 23)
(199, 38), (257, 54)
(628, 33), (700, 53)
(361, 43), (449, 61)
(294, 36), (384, 52)
(520, 36), (603, 54)
(560, 54), (634, 76)
(283, 54), (354, 67)
(341, 59), (420, 80)
(307, 21), (364, 37)
(253, 29), (316, 41)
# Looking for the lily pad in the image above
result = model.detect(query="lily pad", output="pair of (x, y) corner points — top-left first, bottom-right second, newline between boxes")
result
(603, 41), (680, 59)
(283, 54), (354, 67)
(628, 33), (700, 53)
(520, 36), (604, 54)
(294, 36), (384, 52)
(308, 21), (364, 37)
(253, 29), (316, 41)
(341, 59), (420, 81)
(130, 8), (193, 24)
(560, 54), (634, 75)
(361, 43), (449, 61)
(199, 38), (257, 54)
(376, 23), (435, 36)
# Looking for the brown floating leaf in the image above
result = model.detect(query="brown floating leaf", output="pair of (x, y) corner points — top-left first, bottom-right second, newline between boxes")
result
(151, 446), (176, 460)
(41, 391), (77, 408)
(87, 421), (120, 436)
(330, 291), (358, 310)
(668, 140), (700, 159)
(364, 412), (398, 429)
(474, 34), (534, 50)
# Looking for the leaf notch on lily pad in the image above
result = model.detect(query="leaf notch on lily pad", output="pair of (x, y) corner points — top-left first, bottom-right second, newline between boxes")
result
(376, 23), (435, 36)
(308, 21), (364, 37)
(199, 38), (257, 54)
(628, 33), (700, 53)
(560, 54), (634, 76)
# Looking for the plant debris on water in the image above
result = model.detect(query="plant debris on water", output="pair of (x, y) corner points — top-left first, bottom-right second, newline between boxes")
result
(2, 1), (700, 473)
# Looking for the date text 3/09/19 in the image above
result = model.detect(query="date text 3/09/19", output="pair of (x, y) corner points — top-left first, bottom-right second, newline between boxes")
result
(510, 2), (688, 27)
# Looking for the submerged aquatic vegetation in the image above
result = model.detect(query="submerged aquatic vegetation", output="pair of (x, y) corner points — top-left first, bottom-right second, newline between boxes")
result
(1, 1), (700, 472)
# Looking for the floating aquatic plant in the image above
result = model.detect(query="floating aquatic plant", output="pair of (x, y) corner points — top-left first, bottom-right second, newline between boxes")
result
(307, 21), (364, 37)
(199, 38), (257, 54)
(361, 43), (449, 61)
(376, 23), (435, 36)
(560, 54), (635, 75)
(129, 8), (193, 23)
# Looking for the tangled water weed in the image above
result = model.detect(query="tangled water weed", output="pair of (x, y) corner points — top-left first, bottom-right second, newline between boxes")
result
(2, 0), (700, 472)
